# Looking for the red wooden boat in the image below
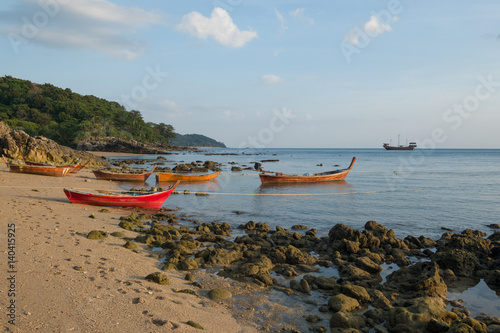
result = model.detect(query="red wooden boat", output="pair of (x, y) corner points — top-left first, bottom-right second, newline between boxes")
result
(92, 165), (156, 182)
(63, 180), (180, 209)
(2, 155), (72, 177)
(23, 158), (89, 173)
(257, 157), (356, 184)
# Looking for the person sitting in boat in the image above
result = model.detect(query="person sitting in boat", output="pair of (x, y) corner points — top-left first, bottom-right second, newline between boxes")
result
(254, 163), (263, 172)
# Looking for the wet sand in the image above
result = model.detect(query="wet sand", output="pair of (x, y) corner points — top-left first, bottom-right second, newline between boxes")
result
(0, 166), (262, 332)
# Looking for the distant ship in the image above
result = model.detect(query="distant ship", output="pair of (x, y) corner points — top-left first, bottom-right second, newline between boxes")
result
(383, 135), (417, 150)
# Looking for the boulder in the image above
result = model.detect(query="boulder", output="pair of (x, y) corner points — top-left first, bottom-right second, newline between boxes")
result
(328, 294), (360, 312)
(0, 121), (108, 168)
(384, 262), (447, 298)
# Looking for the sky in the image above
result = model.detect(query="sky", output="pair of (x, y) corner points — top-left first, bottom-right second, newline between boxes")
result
(0, 0), (499, 148)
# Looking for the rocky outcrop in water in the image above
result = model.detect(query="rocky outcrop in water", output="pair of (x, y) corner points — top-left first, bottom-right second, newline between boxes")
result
(77, 138), (197, 154)
(0, 121), (108, 168)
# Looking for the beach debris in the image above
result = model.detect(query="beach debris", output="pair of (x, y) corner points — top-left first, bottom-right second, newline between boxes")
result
(88, 214), (96, 219)
(31, 189), (39, 192)
(145, 272), (171, 285)
(87, 230), (108, 239)
(72, 266), (83, 271)
(151, 319), (174, 328)
(186, 321), (204, 330)
(207, 288), (232, 301)
(123, 241), (139, 250)
(131, 297), (146, 304)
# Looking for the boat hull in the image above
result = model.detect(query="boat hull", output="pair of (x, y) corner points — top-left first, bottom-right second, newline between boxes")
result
(63, 180), (179, 209)
(156, 171), (221, 182)
(92, 166), (156, 182)
(383, 146), (416, 151)
(8, 164), (72, 177)
(259, 157), (356, 184)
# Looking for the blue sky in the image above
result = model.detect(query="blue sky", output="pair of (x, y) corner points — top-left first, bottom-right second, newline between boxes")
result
(1, 0), (499, 148)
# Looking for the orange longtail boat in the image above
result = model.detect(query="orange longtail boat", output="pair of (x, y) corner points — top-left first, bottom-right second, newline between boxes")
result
(156, 171), (221, 182)
(63, 180), (180, 209)
(257, 157), (356, 184)
(2, 155), (72, 177)
(23, 158), (89, 173)
(92, 165), (156, 182)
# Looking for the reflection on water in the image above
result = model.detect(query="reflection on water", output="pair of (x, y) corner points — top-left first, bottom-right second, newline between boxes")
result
(448, 279), (500, 317)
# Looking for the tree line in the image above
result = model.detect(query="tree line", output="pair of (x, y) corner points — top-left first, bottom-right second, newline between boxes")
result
(0, 75), (175, 146)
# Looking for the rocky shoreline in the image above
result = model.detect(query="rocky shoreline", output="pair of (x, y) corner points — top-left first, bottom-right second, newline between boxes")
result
(108, 208), (500, 333)
(0, 121), (198, 169)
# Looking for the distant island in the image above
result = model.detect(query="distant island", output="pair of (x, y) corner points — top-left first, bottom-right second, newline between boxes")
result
(0, 75), (225, 149)
(171, 133), (225, 148)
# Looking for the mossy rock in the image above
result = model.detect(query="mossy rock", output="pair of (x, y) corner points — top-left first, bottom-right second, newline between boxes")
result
(178, 259), (199, 270)
(186, 321), (204, 329)
(124, 241), (139, 250)
(292, 224), (308, 230)
(207, 288), (232, 301)
(185, 273), (195, 281)
(231, 166), (242, 172)
(110, 231), (126, 238)
(162, 263), (178, 271)
(98, 209), (110, 213)
(174, 289), (199, 297)
(87, 230), (108, 240)
(145, 272), (171, 285)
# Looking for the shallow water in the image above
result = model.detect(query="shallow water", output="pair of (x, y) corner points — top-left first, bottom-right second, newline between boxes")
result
(110, 148), (500, 317)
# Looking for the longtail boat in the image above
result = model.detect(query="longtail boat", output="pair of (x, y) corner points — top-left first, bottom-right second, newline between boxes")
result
(156, 171), (221, 182)
(63, 180), (180, 209)
(2, 155), (72, 177)
(23, 158), (89, 173)
(92, 165), (156, 182)
(257, 157), (356, 184)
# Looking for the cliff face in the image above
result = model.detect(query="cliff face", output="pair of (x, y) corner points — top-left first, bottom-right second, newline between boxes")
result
(0, 121), (109, 168)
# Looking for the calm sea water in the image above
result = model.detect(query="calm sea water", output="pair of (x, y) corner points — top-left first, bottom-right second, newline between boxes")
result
(119, 148), (500, 240)
(111, 148), (500, 316)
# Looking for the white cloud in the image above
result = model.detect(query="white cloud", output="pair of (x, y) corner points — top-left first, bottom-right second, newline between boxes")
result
(289, 8), (314, 25)
(261, 74), (284, 85)
(275, 9), (287, 32)
(273, 49), (283, 57)
(364, 16), (393, 35)
(345, 15), (396, 46)
(0, 0), (164, 59)
(177, 8), (257, 48)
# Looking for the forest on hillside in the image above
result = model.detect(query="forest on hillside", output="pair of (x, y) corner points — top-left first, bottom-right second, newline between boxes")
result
(0, 76), (224, 148)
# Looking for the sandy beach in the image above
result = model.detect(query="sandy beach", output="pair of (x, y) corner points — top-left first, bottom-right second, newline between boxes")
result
(0, 164), (265, 333)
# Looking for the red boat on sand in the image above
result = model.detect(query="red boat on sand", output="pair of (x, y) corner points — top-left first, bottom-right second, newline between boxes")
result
(63, 180), (180, 209)
(92, 165), (156, 182)
(257, 157), (356, 184)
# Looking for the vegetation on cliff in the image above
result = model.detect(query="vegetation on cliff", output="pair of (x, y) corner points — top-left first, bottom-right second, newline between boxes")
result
(0, 76), (224, 148)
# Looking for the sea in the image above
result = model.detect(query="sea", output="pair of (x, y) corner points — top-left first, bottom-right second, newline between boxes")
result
(110, 148), (500, 319)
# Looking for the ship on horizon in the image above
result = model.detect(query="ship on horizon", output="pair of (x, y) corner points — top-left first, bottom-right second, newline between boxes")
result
(383, 135), (417, 150)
